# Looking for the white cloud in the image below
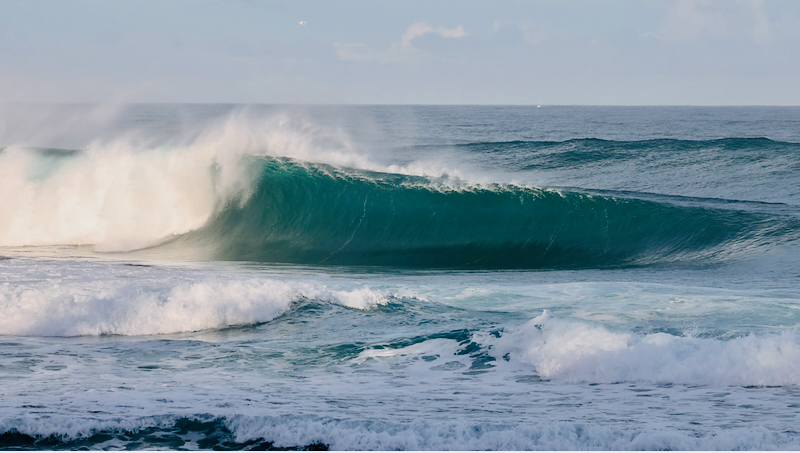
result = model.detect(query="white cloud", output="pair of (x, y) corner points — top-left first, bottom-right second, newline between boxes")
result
(491, 20), (504, 34)
(334, 21), (467, 63)
(401, 22), (467, 46)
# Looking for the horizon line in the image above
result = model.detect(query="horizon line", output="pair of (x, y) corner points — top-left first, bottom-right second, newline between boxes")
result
(3, 102), (800, 108)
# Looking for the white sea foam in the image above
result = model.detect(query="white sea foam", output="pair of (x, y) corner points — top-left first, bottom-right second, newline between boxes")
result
(355, 338), (464, 363)
(0, 279), (388, 336)
(486, 310), (800, 386)
(0, 143), (241, 251)
(329, 285), (391, 310)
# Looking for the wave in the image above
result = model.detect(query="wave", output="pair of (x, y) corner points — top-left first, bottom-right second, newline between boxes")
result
(2, 133), (797, 268)
(162, 157), (793, 268)
(483, 311), (800, 387)
(2, 414), (799, 451)
(0, 278), (388, 336)
(0, 114), (465, 252)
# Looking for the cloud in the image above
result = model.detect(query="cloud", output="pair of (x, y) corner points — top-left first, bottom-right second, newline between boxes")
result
(401, 21), (467, 46)
(334, 21), (467, 63)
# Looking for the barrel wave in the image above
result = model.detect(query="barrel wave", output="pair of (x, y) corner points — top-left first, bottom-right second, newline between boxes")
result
(168, 157), (789, 268)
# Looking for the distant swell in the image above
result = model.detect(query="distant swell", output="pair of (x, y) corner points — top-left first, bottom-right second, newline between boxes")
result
(162, 157), (791, 268)
(456, 137), (800, 170)
(458, 137), (800, 151)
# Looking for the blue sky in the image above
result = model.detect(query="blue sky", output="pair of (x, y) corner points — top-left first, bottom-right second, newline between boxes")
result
(1, 0), (798, 105)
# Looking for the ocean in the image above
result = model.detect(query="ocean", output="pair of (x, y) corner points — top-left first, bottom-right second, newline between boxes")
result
(1, 104), (800, 450)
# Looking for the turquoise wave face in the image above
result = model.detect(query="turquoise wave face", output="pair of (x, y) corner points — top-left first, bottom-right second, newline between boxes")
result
(166, 157), (793, 269)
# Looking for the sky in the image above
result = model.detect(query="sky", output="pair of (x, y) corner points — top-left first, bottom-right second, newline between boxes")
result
(1, 0), (799, 105)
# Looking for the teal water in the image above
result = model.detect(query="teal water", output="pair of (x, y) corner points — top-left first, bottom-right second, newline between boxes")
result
(167, 157), (795, 268)
(2, 105), (800, 450)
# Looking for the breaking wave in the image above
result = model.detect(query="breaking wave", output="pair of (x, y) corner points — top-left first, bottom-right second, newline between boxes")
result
(485, 311), (800, 387)
(1, 131), (797, 268)
(0, 278), (388, 336)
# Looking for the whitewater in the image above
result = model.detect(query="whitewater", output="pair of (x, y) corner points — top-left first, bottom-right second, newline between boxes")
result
(2, 104), (800, 450)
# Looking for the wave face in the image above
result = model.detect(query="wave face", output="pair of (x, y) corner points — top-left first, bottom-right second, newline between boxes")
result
(167, 157), (791, 268)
